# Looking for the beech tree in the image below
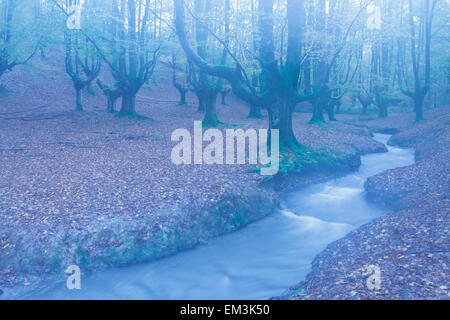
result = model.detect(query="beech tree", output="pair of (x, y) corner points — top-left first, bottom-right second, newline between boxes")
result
(3, 0), (447, 123)
(53, 0), (162, 116)
(175, 0), (317, 148)
(305, 0), (369, 123)
(398, 0), (440, 121)
(247, 73), (263, 119)
(168, 54), (190, 106)
(220, 85), (231, 106)
(64, 30), (101, 111)
(0, 0), (41, 89)
(174, 0), (376, 147)
(111, 0), (161, 116)
(181, 0), (231, 127)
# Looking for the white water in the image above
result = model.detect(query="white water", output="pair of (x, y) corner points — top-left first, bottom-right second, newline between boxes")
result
(18, 134), (415, 300)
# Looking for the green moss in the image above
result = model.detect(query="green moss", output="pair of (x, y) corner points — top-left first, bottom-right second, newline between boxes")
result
(76, 246), (89, 271)
(276, 145), (333, 176)
(270, 144), (356, 177)
(48, 249), (63, 273)
(231, 209), (247, 229)
(3, 191), (276, 284)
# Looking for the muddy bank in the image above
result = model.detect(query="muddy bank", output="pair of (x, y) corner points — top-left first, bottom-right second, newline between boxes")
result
(0, 187), (276, 293)
(365, 110), (449, 211)
(283, 107), (449, 300)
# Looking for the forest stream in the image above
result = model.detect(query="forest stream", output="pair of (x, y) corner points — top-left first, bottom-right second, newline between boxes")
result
(15, 134), (415, 300)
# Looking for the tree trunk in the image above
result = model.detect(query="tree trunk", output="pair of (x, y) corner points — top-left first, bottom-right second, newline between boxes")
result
(106, 94), (117, 113)
(120, 91), (136, 116)
(75, 87), (83, 111)
(120, 94), (130, 115)
(268, 97), (299, 149)
(327, 102), (337, 121)
(310, 86), (329, 123)
(310, 101), (325, 123)
(202, 89), (219, 127)
(0, 72), (5, 91)
(174, 78), (188, 105)
(414, 94), (425, 122)
(303, 58), (311, 94)
(362, 102), (369, 115)
(196, 92), (206, 113)
(378, 103), (388, 118)
(335, 101), (341, 114)
(86, 80), (96, 96)
(221, 89), (230, 105)
(178, 90), (187, 105)
(96, 80), (121, 114)
(248, 104), (263, 118)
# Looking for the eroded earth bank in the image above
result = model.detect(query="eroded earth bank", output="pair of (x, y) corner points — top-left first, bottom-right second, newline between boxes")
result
(283, 109), (449, 300)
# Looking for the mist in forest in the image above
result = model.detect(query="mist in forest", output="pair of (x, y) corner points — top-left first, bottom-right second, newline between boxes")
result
(0, 0), (448, 303)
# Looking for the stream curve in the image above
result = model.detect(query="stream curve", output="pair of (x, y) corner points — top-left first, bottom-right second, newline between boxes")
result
(17, 133), (415, 300)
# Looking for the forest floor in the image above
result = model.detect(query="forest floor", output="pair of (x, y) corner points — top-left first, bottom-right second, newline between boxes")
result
(0, 53), (448, 299)
(283, 108), (450, 300)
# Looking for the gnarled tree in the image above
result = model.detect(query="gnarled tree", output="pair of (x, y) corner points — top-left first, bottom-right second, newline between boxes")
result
(398, 0), (439, 121)
(64, 26), (101, 111)
(175, 0), (318, 148)
(0, 0), (41, 89)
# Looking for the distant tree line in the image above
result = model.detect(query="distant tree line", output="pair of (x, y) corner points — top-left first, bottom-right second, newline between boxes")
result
(0, 0), (448, 144)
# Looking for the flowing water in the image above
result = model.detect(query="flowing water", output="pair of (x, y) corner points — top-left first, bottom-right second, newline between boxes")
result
(17, 134), (415, 300)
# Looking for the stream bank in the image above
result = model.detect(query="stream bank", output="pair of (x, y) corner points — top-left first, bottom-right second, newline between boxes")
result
(0, 63), (388, 295)
(283, 108), (449, 300)
(1, 63), (390, 298)
(8, 134), (414, 299)
(0, 123), (387, 299)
